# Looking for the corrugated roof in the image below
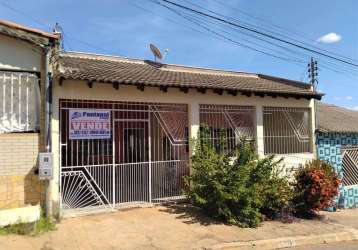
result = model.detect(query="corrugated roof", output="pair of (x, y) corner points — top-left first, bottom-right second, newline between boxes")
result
(57, 52), (323, 100)
(317, 102), (358, 133)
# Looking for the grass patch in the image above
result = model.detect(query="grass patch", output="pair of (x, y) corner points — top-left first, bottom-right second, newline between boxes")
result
(0, 213), (56, 236)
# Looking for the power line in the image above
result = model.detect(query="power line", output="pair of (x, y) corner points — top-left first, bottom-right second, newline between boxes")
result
(150, 0), (358, 79)
(209, 0), (358, 64)
(150, 0), (358, 82)
(128, 1), (219, 40)
(158, 0), (358, 68)
(0, 1), (117, 55)
(183, 11), (311, 62)
(188, 0), (358, 65)
(0, 1), (52, 30)
(156, 1), (305, 65)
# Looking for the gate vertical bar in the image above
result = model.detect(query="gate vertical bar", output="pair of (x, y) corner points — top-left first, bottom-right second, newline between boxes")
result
(148, 114), (152, 203)
(112, 117), (116, 208)
(59, 101), (62, 214)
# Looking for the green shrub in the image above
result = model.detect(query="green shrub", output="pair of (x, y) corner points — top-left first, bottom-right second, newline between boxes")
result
(185, 126), (292, 227)
(257, 158), (293, 220)
(292, 160), (340, 217)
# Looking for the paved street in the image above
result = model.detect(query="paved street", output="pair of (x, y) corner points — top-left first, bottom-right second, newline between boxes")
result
(290, 240), (358, 249)
(322, 209), (358, 230)
(0, 205), (352, 250)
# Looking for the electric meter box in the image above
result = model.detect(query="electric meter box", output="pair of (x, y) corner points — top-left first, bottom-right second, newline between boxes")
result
(38, 153), (53, 180)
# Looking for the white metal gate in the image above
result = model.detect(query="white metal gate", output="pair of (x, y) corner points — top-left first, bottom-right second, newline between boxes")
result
(60, 100), (189, 214)
(342, 146), (358, 186)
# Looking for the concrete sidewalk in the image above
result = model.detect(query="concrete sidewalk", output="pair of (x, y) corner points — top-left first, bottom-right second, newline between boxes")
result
(0, 205), (356, 250)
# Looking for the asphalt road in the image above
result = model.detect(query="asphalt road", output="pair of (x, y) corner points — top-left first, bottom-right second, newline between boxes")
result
(290, 240), (358, 250)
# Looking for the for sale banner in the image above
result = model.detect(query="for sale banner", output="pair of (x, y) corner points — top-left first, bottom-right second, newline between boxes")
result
(69, 109), (111, 139)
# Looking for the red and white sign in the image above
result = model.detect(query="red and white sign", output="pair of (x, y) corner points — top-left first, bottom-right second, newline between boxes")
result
(69, 109), (111, 139)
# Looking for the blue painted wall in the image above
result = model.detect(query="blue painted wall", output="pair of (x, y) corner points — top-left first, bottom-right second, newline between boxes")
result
(316, 132), (358, 208)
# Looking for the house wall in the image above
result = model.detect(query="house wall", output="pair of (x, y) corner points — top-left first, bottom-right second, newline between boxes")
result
(0, 34), (46, 211)
(316, 132), (358, 208)
(50, 79), (316, 216)
(0, 33), (41, 71)
(0, 133), (44, 209)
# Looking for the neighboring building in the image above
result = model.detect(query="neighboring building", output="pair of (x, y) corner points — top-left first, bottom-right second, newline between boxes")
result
(0, 20), (59, 223)
(316, 102), (358, 209)
(50, 51), (321, 217)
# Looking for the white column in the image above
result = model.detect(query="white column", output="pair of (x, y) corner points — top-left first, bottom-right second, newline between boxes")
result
(310, 99), (317, 158)
(50, 82), (60, 217)
(188, 102), (200, 160)
(256, 105), (265, 157)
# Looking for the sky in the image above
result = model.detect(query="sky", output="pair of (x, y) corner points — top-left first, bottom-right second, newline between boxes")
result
(1, 0), (358, 108)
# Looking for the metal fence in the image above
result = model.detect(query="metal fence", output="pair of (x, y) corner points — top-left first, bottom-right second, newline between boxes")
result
(263, 107), (312, 154)
(0, 71), (40, 133)
(342, 146), (358, 186)
(199, 104), (255, 152)
(60, 99), (189, 213)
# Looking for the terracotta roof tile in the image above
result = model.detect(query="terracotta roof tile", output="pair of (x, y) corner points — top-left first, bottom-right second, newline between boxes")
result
(57, 52), (323, 100)
(0, 19), (59, 39)
(317, 102), (358, 133)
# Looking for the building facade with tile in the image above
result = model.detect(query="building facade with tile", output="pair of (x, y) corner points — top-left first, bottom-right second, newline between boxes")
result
(316, 102), (358, 209)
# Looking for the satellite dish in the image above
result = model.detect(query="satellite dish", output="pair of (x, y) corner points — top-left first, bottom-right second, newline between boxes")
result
(150, 44), (163, 62)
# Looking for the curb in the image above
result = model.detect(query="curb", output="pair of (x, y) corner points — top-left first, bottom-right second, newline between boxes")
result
(207, 230), (358, 250)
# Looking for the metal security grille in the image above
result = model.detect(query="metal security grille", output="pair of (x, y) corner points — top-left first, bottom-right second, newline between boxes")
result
(263, 107), (312, 154)
(342, 147), (358, 186)
(60, 99), (189, 214)
(199, 104), (255, 152)
(0, 71), (40, 133)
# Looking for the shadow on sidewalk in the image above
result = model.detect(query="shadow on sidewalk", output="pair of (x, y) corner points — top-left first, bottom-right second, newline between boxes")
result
(158, 203), (230, 226)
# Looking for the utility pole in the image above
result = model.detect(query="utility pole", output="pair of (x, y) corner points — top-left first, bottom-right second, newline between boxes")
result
(308, 57), (318, 90)
(308, 57), (318, 159)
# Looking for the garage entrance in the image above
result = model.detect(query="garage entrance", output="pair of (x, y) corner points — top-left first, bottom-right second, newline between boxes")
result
(59, 100), (189, 214)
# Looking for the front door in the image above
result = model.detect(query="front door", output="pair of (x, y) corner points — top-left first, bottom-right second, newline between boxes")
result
(124, 127), (146, 163)
(114, 120), (150, 204)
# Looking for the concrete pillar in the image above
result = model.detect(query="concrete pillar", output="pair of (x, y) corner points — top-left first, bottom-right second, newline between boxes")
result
(256, 105), (265, 157)
(310, 99), (317, 158)
(188, 102), (200, 157)
(49, 82), (60, 218)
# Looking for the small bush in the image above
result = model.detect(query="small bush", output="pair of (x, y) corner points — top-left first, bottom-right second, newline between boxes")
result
(185, 126), (292, 227)
(259, 163), (293, 220)
(292, 160), (340, 217)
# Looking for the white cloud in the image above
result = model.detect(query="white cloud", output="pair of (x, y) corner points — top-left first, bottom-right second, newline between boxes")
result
(333, 96), (353, 101)
(351, 106), (358, 111)
(317, 32), (342, 44)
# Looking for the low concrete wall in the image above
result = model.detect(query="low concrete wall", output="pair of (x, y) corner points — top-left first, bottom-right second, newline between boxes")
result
(0, 204), (40, 227)
(0, 133), (44, 210)
(274, 153), (314, 179)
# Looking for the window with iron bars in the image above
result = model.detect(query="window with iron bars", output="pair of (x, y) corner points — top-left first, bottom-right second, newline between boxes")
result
(263, 107), (312, 154)
(0, 71), (40, 133)
(199, 104), (256, 153)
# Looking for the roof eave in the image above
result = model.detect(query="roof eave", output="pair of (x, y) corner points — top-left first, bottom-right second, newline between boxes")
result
(57, 75), (323, 100)
(0, 20), (59, 46)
